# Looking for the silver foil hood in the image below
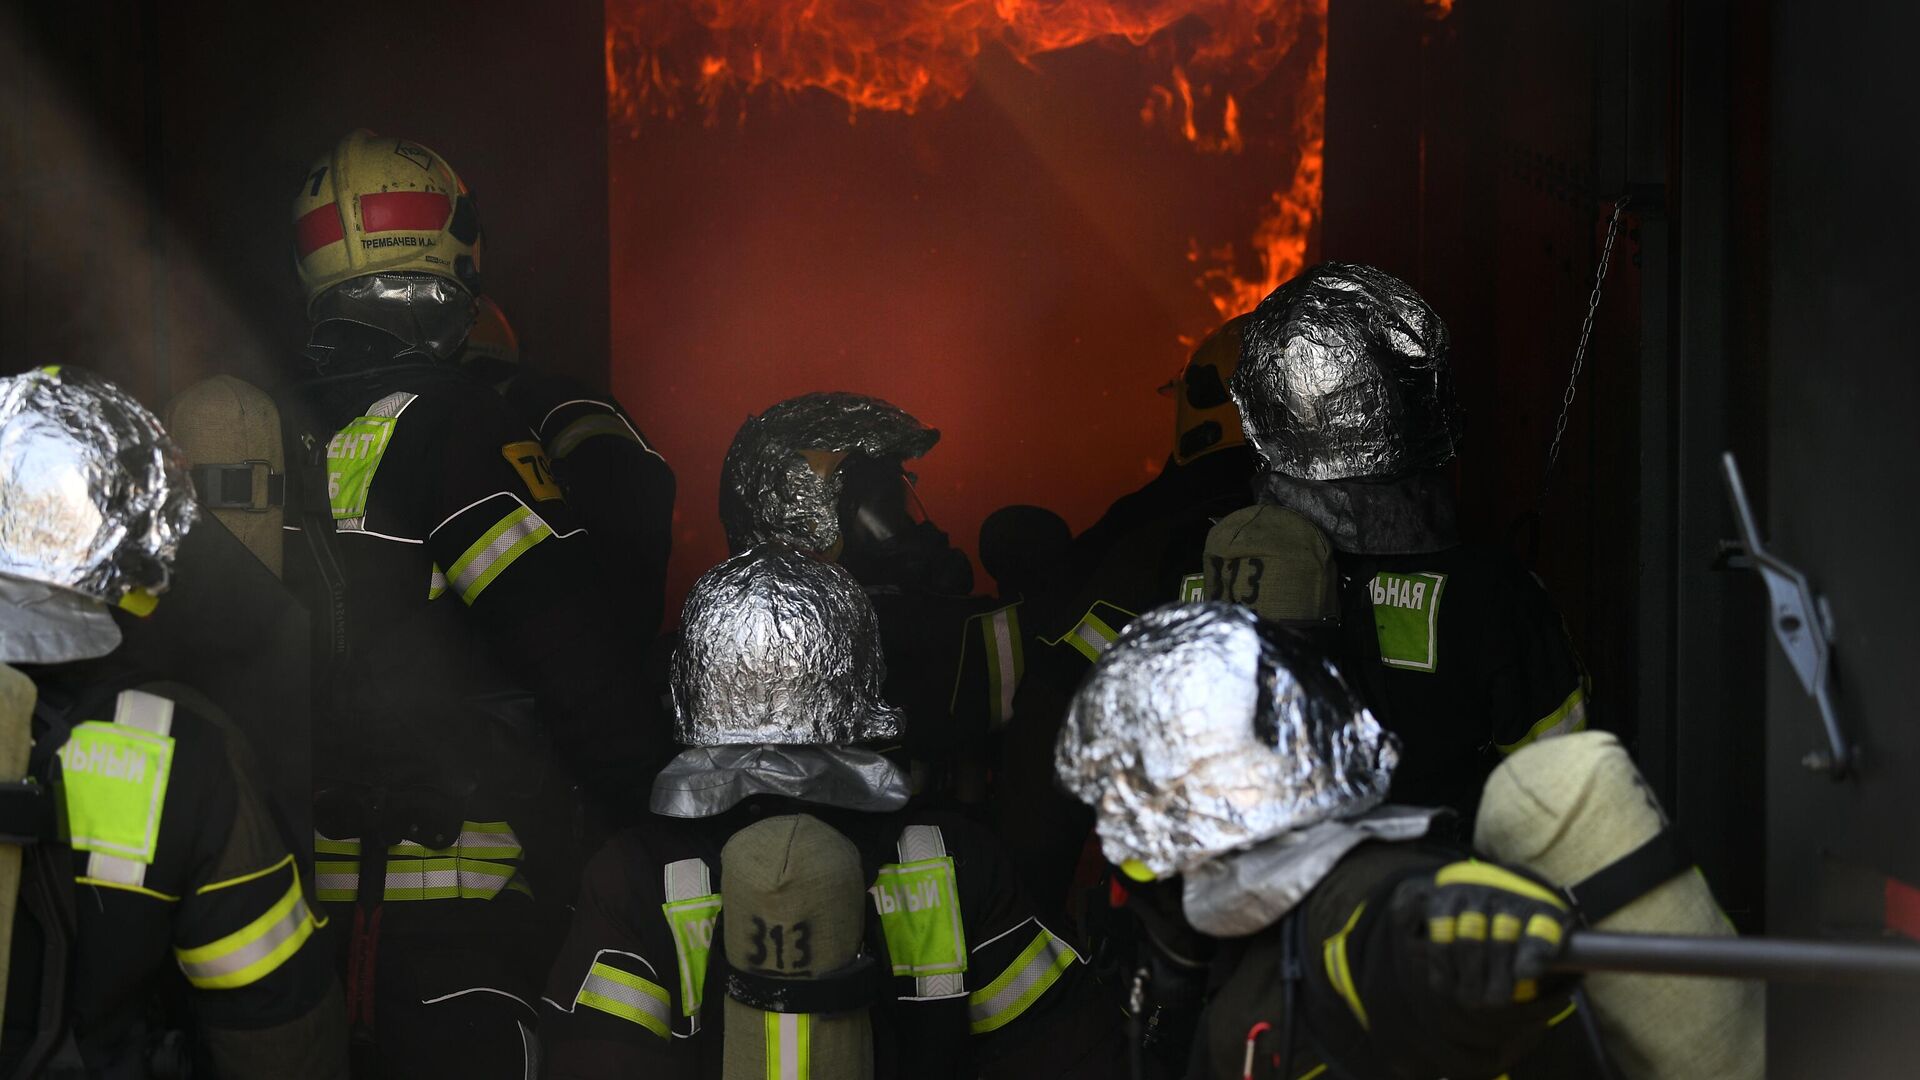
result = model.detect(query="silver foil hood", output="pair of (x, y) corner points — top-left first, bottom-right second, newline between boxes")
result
(672, 544), (905, 746)
(719, 392), (939, 553)
(1054, 602), (1398, 880)
(1230, 262), (1461, 480)
(0, 366), (197, 604)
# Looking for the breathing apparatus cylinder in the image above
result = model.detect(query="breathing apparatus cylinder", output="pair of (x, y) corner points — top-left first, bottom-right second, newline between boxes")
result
(1475, 730), (1764, 1080)
(162, 376), (286, 578)
(720, 814), (875, 1080)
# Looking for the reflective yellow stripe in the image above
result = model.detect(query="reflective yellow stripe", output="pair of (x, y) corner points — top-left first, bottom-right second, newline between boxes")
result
(1549, 999), (1579, 1027)
(578, 961), (670, 1039)
(388, 821), (524, 861)
(1492, 912), (1522, 942)
(550, 413), (642, 460)
(313, 823), (527, 903)
(1043, 603), (1133, 663)
(427, 563), (447, 600)
(764, 1010), (812, 1080)
(313, 857), (522, 902)
(448, 503), (553, 604)
(968, 603), (1024, 727)
(1497, 684), (1589, 754)
(967, 927), (1079, 1034)
(313, 835), (359, 857)
(76, 878), (179, 902)
(1322, 902), (1369, 1030)
(175, 872), (317, 990)
(197, 853), (298, 896)
(314, 822), (523, 861)
(1456, 911), (1488, 941)
(1434, 862), (1567, 909)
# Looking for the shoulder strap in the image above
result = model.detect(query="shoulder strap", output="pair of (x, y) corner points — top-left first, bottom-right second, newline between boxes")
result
(895, 824), (946, 862)
(275, 390), (353, 677)
(1565, 825), (1693, 925)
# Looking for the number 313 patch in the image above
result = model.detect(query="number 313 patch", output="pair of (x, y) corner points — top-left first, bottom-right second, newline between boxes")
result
(501, 440), (564, 502)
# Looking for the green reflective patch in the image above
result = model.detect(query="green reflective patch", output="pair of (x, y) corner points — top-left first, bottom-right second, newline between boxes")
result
(1370, 571), (1447, 673)
(663, 893), (721, 1016)
(326, 415), (399, 519)
(1178, 573), (1205, 602)
(58, 721), (173, 862)
(871, 856), (967, 976)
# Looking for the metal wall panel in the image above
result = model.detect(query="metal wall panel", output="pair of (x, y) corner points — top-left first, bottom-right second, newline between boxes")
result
(1324, 0), (1773, 926)
(1765, 0), (1920, 1069)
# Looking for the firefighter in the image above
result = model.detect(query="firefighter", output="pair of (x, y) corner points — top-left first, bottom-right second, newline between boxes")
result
(718, 392), (1010, 800)
(459, 296), (677, 639)
(284, 129), (662, 1076)
(1055, 602), (1600, 1079)
(994, 316), (1259, 910)
(1229, 262), (1589, 824)
(541, 544), (1120, 1078)
(0, 366), (345, 1078)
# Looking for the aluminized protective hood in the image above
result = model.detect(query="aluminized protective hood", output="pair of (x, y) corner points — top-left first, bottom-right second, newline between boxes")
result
(719, 392), (938, 554)
(1055, 602), (1398, 880)
(1231, 262), (1461, 481)
(672, 543), (904, 747)
(0, 366), (196, 608)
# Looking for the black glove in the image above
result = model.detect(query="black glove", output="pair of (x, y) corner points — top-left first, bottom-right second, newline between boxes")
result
(1394, 860), (1572, 1009)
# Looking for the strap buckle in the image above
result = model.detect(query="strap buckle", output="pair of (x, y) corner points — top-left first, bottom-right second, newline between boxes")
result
(190, 460), (284, 513)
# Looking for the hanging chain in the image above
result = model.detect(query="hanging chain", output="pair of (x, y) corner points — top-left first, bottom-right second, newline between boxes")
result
(1540, 194), (1632, 502)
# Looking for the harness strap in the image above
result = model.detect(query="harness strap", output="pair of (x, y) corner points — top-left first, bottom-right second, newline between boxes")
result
(894, 826), (962, 999)
(722, 950), (886, 1015)
(1565, 826), (1692, 925)
(345, 822), (389, 1070)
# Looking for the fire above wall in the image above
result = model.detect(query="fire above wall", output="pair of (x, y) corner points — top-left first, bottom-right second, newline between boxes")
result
(607, 0), (1335, 324)
(600, 0), (1449, 615)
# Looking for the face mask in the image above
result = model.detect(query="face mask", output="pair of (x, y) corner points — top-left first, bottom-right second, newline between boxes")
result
(303, 273), (477, 373)
(836, 457), (974, 596)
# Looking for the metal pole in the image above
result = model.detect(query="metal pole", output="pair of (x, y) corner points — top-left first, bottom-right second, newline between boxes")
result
(1555, 932), (1920, 988)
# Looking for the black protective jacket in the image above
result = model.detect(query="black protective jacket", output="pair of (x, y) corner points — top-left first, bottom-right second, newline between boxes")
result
(283, 367), (664, 833)
(2, 666), (344, 1079)
(499, 371), (676, 640)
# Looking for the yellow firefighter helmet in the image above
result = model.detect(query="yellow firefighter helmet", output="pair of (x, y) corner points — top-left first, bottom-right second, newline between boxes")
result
(291, 129), (482, 313)
(1173, 313), (1251, 466)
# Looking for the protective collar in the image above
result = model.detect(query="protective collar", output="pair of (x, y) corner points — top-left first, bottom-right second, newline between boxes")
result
(1181, 805), (1441, 938)
(1257, 468), (1459, 555)
(649, 745), (911, 819)
(0, 575), (122, 664)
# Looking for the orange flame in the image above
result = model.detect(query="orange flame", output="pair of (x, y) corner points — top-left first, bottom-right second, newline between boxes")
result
(608, 1), (1309, 144)
(605, 0), (1439, 334)
(1192, 3), (1323, 320)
